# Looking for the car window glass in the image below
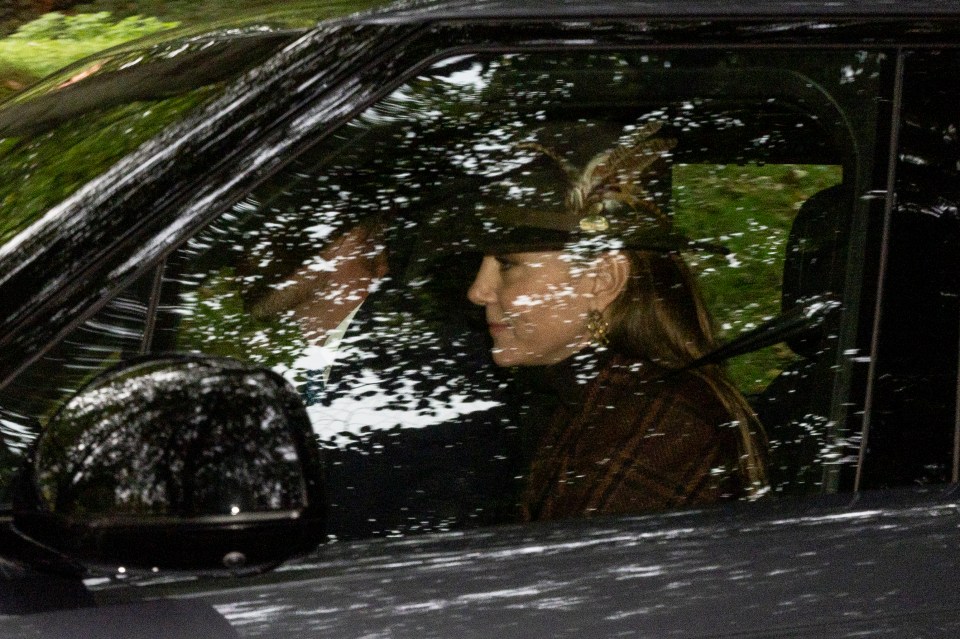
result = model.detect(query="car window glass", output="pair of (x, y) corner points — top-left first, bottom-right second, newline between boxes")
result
(1, 49), (887, 530)
(154, 49), (882, 538)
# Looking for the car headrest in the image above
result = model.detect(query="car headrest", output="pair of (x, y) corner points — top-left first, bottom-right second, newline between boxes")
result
(781, 184), (851, 358)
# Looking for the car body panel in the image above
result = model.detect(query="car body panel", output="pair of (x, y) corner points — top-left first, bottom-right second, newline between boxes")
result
(3, 488), (958, 638)
(196, 493), (960, 638)
(362, 0), (960, 21)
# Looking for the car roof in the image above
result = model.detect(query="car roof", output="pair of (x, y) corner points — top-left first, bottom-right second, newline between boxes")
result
(357, 0), (960, 22)
(5, 0), (959, 135)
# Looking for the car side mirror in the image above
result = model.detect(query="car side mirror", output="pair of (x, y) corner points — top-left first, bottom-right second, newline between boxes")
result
(11, 355), (325, 575)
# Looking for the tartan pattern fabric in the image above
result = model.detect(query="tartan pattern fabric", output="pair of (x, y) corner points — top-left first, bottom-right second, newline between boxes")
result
(521, 354), (745, 521)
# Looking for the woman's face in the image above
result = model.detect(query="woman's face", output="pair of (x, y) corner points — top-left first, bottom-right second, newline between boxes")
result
(467, 251), (595, 367)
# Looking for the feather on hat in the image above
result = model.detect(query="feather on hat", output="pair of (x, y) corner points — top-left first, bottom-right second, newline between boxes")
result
(467, 121), (727, 254)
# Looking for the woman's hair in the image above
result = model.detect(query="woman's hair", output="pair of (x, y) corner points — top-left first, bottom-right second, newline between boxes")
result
(606, 250), (769, 494)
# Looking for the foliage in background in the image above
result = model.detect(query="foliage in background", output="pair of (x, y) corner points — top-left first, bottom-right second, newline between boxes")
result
(0, 1), (388, 100)
(0, 12), (176, 100)
(70, 0), (389, 30)
(675, 163), (843, 394)
(73, 0), (319, 23)
(0, 11), (177, 94)
(2, 0), (381, 36)
(174, 266), (307, 369)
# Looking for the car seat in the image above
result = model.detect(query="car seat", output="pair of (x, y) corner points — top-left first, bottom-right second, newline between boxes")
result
(753, 184), (851, 495)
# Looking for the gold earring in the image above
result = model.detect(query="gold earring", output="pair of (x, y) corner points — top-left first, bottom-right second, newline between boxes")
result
(586, 310), (610, 347)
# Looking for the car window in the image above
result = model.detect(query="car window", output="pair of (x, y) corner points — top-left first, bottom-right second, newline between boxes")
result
(0, 48), (888, 531)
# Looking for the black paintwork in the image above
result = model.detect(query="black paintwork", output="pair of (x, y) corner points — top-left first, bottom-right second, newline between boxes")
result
(3, 599), (239, 639)
(363, 0), (960, 21)
(3, 488), (955, 638)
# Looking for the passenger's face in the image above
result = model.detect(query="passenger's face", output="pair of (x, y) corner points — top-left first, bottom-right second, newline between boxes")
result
(288, 226), (388, 341)
(467, 251), (595, 367)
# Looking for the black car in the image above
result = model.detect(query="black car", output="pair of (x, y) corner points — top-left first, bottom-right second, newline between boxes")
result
(1, 1), (959, 636)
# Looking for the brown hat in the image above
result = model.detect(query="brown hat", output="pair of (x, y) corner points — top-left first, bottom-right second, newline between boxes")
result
(454, 121), (726, 255)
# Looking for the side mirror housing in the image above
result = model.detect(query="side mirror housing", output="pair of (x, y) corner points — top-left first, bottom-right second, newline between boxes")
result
(12, 355), (325, 574)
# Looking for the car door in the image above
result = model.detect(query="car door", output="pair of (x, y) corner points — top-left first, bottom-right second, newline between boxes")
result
(1, 4), (959, 638)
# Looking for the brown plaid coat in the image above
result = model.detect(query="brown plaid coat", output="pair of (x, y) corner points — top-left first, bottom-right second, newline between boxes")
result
(521, 353), (746, 521)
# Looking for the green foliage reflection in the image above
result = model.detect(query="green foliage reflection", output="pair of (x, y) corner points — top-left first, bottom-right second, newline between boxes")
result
(0, 12), (178, 81)
(174, 267), (307, 370)
(0, 86), (218, 246)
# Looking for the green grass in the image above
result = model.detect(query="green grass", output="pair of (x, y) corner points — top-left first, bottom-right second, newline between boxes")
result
(674, 163), (843, 393)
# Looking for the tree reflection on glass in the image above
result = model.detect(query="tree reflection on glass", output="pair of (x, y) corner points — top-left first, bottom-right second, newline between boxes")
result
(34, 357), (309, 520)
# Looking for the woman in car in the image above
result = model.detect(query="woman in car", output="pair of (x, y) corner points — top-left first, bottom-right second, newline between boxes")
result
(466, 123), (769, 521)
